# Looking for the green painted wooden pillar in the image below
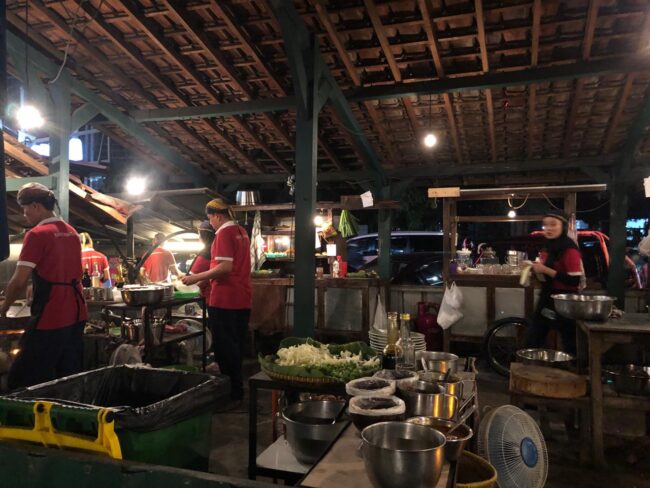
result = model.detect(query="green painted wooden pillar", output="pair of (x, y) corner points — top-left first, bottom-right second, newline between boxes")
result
(49, 74), (71, 222)
(377, 209), (392, 282)
(0, 0), (9, 261)
(606, 175), (630, 306)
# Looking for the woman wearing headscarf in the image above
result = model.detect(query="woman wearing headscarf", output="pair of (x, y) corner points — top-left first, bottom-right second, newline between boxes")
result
(526, 211), (584, 354)
(188, 220), (215, 301)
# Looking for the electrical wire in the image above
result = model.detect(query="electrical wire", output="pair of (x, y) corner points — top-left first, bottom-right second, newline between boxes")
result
(542, 193), (611, 213)
(507, 194), (529, 210)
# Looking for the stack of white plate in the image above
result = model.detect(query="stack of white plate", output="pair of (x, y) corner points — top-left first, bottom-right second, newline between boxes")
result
(368, 329), (427, 354)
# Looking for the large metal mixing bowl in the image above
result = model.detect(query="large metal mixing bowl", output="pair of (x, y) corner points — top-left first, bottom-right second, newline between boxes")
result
(603, 364), (650, 397)
(516, 348), (574, 370)
(120, 286), (165, 306)
(361, 421), (446, 488)
(398, 381), (458, 419)
(282, 400), (347, 464)
(406, 416), (473, 462)
(551, 294), (615, 321)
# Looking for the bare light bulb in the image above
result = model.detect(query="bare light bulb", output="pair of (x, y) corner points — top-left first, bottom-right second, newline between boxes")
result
(508, 209), (517, 218)
(313, 215), (324, 227)
(423, 133), (437, 148)
(16, 104), (44, 130)
(126, 176), (147, 196)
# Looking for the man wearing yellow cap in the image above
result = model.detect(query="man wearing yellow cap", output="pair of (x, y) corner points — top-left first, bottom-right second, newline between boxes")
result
(0, 183), (87, 389)
(182, 198), (251, 402)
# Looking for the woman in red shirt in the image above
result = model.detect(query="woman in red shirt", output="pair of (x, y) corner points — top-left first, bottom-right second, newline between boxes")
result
(526, 211), (584, 354)
(189, 221), (215, 301)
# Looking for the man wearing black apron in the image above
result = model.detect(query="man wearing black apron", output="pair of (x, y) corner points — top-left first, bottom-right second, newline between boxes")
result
(0, 183), (87, 390)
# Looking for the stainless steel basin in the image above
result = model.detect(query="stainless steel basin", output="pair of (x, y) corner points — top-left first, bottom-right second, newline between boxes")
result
(551, 294), (615, 321)
(361, 421), (446, 488)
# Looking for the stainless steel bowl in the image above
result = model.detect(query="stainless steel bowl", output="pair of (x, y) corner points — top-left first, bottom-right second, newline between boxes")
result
(361, 421), (446, 488)
(415, 351), (459, 374)
(406, 416), (473, 462)
(120, 286), (165, 306)
(603, 364), (650, 397)
(418, 371), (464, 399)
(516, 348), (574, 370)
(398, 381), (458, 419)
(282, 400), (347, 464)
(551, 294), (615, 321)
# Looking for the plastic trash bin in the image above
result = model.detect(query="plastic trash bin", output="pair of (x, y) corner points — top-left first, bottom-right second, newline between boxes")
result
(0, 365), (230, 470)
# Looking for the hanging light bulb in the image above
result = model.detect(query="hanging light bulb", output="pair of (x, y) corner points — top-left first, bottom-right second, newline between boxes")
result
(313, 215), (324, 227)
(125, 176), (147, 196)
(508, 209), (517, 219)
(16, 104), (44, 130)
(423, 133), (437, 148)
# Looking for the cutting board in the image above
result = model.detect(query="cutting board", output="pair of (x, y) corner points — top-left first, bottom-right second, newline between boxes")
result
(509, 362), (587, 398)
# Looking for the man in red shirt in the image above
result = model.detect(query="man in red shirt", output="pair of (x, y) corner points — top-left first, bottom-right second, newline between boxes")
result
(141, 233), (179, 283)
(0, 183), (88, 389)
(80, 232), (111, 286)
(182, 199), (251, 402)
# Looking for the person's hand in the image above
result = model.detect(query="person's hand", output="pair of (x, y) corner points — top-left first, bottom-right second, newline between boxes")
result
(181, 274), (198, 286)
(531, 262), (549, 275)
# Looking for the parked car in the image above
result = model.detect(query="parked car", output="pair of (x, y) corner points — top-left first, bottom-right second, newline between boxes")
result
(356, 253), (445, 286)
(346, 231), (443, 271)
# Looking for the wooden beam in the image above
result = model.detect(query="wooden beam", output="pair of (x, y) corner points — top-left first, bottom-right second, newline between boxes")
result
(602, 8), (650, 153)
(474, 0), (497, 162)
(310, 0), (395, 166)
(417, 0), (463, 163)
(562, 0), (599, 158)
(527, 0), (542, 159)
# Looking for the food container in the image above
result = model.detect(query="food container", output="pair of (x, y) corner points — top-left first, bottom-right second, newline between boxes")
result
(418, 371), (464, 399)
(506, 250), (527, 266)
(373, 369), (419, 390)
(281, 400), (347, 464)
(415, 351), (458, 375)
(551, 294), (615, 321)
(121, 285), (165, 306)
(456, 451), (498, 488)
(603, 364), (650, 397)
(406, 416), (473, 462)
(92, 287), (113, 302)
(361, 421), (446, 488)
(516, 348), (574, 370)
(398, 381), (458, 419)
(346, 377), (395, 397)
(348, 395), (405, 431)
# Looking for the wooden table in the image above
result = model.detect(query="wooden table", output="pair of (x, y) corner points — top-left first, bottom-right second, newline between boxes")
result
(576, 313), (650, 466)
(301, 423), (449, 488)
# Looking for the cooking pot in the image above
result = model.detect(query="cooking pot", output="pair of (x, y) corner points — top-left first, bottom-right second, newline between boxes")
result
(121, 286), (165, 306)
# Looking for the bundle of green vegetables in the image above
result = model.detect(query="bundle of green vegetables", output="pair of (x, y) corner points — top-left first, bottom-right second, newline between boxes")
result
(259, 337), (380, 383)
(338, 210), (360, 238)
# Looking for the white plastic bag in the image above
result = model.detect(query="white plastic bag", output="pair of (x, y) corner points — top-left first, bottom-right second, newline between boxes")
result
(372, 293), (388, 332)
(437, 282), (464, 330)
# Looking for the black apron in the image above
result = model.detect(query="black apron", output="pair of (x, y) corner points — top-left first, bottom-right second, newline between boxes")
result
(27, 269), (85, 332)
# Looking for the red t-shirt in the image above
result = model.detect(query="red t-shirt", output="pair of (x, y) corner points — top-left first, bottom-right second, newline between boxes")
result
(208, 222), (252, 309)
(190, 254), (211, 301)
(549, 247), (583, 292)
(142, 247), (176, 282)
(17, 218), (88, 330)
(81, 248), (109, 276)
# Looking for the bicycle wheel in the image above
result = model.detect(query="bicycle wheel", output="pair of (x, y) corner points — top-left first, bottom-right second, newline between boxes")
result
(483, 317), (530, 377)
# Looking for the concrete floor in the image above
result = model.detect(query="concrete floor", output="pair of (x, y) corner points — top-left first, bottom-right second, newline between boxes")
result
(208, 359), (650, 487)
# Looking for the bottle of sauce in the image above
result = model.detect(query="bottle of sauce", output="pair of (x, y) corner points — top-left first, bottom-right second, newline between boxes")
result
(382, 312), (401, 369)
(91, 264), (102, 288)
(82, 264), (92, 288)
(397, 313), (415, 370)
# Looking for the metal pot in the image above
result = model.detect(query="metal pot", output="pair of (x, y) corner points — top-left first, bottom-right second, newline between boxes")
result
(406, 416), (473, 462)
(120, 286), (165, 306)
(516, 348), (574, 370)
(418, 371), (464, 399)
(235, 190), (260, 206)
(398, 381), (458, 419)
(281, 400), (347, 465)
(92, 287), (113, 302)
(603, 364), (650, 397)
(416, 351), (458, 375)
(361, 421), (446, 488)
(551, 294), (615, 321)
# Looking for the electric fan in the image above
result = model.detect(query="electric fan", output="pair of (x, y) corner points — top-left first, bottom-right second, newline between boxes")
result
(478, 405), (548, 488)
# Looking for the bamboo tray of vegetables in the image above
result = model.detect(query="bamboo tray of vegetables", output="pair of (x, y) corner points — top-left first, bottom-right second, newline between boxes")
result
(258, 337), (380, 384)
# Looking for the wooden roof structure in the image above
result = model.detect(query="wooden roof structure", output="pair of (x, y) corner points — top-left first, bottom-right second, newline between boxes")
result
(5, 0), (650, 187)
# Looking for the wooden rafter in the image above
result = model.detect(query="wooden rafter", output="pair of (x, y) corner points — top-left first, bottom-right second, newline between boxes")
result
(115, 0), (290, 172)
(310, 0), (396, 166)
(562, 0), (600, 158)
(527, 0), (542, 159)
(29, 1), (239, 176)
(474, 0), (496, 162)
(602, 8), (650, 154)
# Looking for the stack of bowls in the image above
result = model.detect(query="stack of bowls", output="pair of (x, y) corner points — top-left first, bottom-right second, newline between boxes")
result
(369, 329), (427, 354)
